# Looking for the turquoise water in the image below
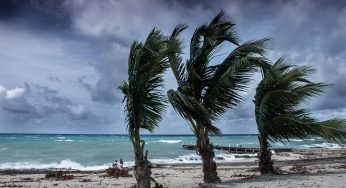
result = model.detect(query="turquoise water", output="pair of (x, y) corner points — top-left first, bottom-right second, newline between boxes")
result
(0, 134), (343, 170)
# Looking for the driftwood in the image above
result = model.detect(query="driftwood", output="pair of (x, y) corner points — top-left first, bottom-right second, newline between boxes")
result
(105, 160), (132, 178)
(45, 170), (74, 180)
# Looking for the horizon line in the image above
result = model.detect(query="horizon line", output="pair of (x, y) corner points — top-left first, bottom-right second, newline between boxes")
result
(0, 133), (258, 136)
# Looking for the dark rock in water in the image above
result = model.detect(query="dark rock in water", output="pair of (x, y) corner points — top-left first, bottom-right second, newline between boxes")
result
(215, 156), (225, 160)
(179, 159), (183, 161)
(188, 157), (198, 161)
(234, 155), (254, 158)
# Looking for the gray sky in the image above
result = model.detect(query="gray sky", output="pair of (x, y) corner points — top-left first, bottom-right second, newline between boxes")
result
(0, 0), (345, 134)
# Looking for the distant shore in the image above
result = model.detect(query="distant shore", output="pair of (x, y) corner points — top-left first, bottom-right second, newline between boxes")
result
(1, 149), (346, 187)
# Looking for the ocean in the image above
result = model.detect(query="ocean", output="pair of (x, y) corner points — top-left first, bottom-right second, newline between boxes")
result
(0, 134), (344, 170)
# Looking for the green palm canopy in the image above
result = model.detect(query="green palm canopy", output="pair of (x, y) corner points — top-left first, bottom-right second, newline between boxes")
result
(255, 57), (346, 144)
(168, 11), (271, 137)
(119, 29), (168, 141)
(167, 11), (271, 182)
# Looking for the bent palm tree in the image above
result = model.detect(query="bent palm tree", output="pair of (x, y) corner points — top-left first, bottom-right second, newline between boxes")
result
(119, 29), (169, 188)
(167, 11), (271, 183)
(254, 57), (346, 174)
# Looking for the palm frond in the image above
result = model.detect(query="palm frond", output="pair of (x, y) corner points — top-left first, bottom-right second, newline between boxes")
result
(186, 11), (240, 99)
(167, 11), (271, 138)
(268, 115), (346, 144)
(167, 90), (221, 135)
(119, 29), (169, 140)
(312, 119), (346, 143)
(167, 24), (188, 87)
(203, 39), (271, 119)
(255, 57), (346, 144)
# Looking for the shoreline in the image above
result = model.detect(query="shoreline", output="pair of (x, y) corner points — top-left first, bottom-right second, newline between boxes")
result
(1, 150), (346, 187)
(1, 147), (344, 172)
(1, 156), (345, 188)
(1, 156), (345, 174)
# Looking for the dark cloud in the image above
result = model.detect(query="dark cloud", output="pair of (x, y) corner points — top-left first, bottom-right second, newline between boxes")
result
(0, 0), (19, 18)
(313, 74), (346, 110)
(1, 0), (346, 134)
(0, 0), (69, 30)
(0, 83), (103, 123)
(0, 84), (36, 119)
(81, 78), (122, 104)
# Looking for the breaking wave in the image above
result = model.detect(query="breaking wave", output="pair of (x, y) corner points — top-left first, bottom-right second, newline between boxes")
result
(0, 153), (258, 171)
(0, 159), (110, 171)
(54, 139), (74, 142)
(149, 140), (183, 144)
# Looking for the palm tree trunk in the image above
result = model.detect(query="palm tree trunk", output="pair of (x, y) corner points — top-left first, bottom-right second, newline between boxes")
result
(200, 145), (220, 183)
(258, 132), (273, 174)
(133, 140), (152, 188)
(197, 131), (221, 183)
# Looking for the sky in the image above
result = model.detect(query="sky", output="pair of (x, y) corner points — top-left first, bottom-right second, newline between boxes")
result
(0, 0), (346, 134)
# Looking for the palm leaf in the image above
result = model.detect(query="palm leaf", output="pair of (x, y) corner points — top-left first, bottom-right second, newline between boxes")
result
(167, 24), (188, 87)
(167, 11), (270, 137)
(186, 11), (240, 99)
(119, 29), (169, 140)
(167, 90), (221, 135)
(255, 57), (346, 144)
(204, 39), (271, 119)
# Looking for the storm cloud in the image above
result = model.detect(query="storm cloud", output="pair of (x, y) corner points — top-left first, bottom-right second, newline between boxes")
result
(0, 0), (345, 134)
(0, 83), (97, 121)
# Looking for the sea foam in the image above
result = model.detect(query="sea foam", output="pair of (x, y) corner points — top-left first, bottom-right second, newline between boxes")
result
(0, 159), (110, 171)
(54, 139), (74, 142)
(157, 140), (182, 144)
(0, 153), (258, 171)
(305, 142), (345, 149)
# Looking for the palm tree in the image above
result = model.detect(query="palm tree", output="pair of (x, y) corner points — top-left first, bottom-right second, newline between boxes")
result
(254, 57), (346, 174)
(119, 29), (170, 188)
(167, 11), (271, 183)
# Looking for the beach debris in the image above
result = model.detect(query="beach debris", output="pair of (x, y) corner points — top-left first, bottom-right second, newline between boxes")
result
(20, 177), (36, 182)
(45, 170), (74, 180)
(231, 173), (247, 177)
(153, 182), (164, 188)
(197, 183), (217, 188)
(335, 162), (346, 169)
(289, 164), (307, 173)
(79, 178), (92, 182)
(273, 167), (285, 175)
(246, 167), (260, 172)
(104, 159), (132, 178)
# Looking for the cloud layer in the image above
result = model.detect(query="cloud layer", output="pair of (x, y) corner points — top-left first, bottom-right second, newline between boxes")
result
(0, 0), (345, 134)
(0, 83), (95, 121)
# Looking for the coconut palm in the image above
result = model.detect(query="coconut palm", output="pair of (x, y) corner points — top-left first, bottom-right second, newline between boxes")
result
(119, 29), (171, 188)
(254, 57), (346, 174)
(167, 11), (271, 183)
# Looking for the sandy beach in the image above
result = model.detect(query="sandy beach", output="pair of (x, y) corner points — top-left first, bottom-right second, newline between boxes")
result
(1, 149), (346, 188)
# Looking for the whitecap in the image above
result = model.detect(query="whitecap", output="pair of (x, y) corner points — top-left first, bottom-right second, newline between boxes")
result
(309, 142), (344, 149)
(0, 153), (258, 171)
(290, 139), (304, 142)
(150, 153), (257, 164)
(157, 140), (182, 144)
(0, 159), (111, 171)
(54, 139), (74, 142)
